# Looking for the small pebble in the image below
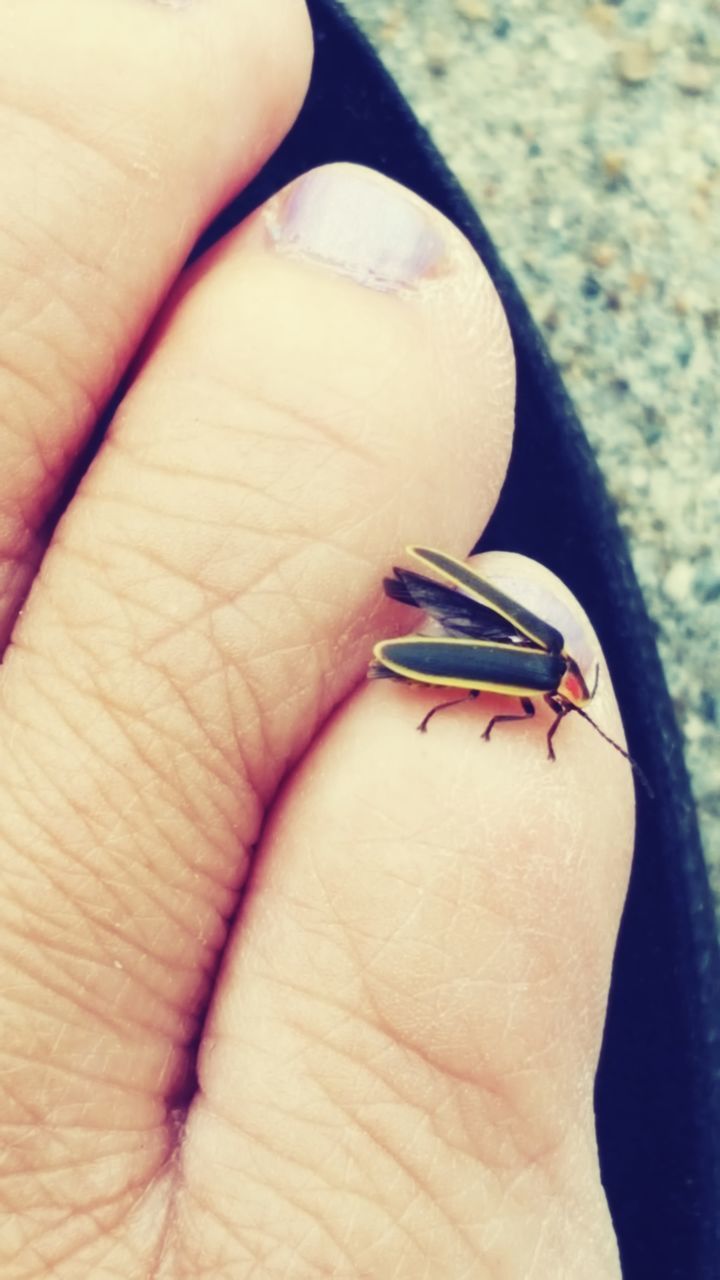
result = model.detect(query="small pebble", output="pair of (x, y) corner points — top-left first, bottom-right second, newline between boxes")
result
(648, 24), (673, 55)
(378, 5), (404, 42)
(590, 241), (618, 268)
(690, 193), (710, 221)
(586, 4), (617, 33)
(628, 270), (650, 295)
(685, 714), (706, 743)
(616, 40), (654, 85)
(582, 273), (602, 299)
(602, 150), (626, 183)
(676, 61), (713, 95)
(664, 562), (696, 604)
(453, 0), (491, 20)
(425, 30), (450, 74)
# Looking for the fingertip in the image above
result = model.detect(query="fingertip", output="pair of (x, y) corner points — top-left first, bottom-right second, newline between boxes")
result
(361, 544), (637, 997)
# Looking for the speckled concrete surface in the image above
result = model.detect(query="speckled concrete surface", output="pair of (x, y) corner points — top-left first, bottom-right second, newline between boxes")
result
(344, 0), (720, 901)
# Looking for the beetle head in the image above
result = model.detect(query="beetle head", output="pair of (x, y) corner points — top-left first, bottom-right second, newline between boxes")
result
(558, 655), (593, 706)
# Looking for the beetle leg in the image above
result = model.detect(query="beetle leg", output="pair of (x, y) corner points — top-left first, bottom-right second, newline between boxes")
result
(417, 690), (479, 734)
(481, 697), (535, 742)
(544, 694), (570, 760)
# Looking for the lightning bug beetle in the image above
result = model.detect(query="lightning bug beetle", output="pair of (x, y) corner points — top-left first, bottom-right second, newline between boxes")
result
(369, 546), (648, 788)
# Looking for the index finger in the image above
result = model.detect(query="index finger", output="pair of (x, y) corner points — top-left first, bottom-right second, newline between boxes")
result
(0, 0), (312, 646)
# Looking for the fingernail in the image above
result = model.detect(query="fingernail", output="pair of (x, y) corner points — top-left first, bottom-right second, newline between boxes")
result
(267, 166), (448, 292)
(468, 553), (598, 687)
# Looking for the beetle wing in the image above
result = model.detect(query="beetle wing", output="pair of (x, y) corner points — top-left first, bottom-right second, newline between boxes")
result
(374, 635), (566, 696)
(408, 547), (564, 654)
(384, 568), (527, 643)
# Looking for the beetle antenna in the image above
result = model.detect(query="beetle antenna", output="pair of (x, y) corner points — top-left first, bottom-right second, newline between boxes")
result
(571, 707), (653, 798)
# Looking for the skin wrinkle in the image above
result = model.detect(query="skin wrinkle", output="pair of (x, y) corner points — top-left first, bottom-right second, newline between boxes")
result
(335, 857), (541, 947)
(283, 994), (573, 1183)
(0, 1113), (166, 1142)
(3, 614), (262, 863)
(2, 711), (221, 887)
(0, 200), (108, 341)
(0, 699), (235, 920)
(96, 771), (235, 896)
(0, 828), (217, 1033)
(0, 345), (65, 440)
(140, 350), (407, 481)
(185, 1097), (474, 1280)
(141, 1160), (184, 1280)
(0, 889), (207, 1024)
(0, 1039), (182, 1137)
(178, 1144), (405, 1280)
(2, 778), (204, 952)
(10, 1163), (157, 1227)
(47, 492), (363, 770)
(168, 1173), (343, 1277)
(296, 1039), (488, 1229)
(229, 947), (573, 1205)
(245, 863), (593, 1173)
(6, 1164), (139, 1235)
(428, 279), (514, 458)
(0, 1147), (161, 1207)
(301, 830), (574, 1014)
(111, 379), (381, 474)
(270, 882), (531, 1023)
(0, 224), (129, 453)
(0, 911), (209, 1042)
(367, 963), (577, 1120)
(391, 769), (612, 960)
(170, 1116), (563, 1280)
(0, 1042), (178, 1114)
(70, 483), (303, 546)
(49, 526), (231, 616)
(190, 1096), (377, 1211)
(6, 1189), (152, 1280)
(2, 1152), (175, 1269)
(0, 97), (158, 194)
(71, 669), (245, 842)
(0, 219), (108, 383)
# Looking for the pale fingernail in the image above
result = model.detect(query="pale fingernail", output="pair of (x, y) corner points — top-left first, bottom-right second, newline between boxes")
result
(266, 165), (449, 292)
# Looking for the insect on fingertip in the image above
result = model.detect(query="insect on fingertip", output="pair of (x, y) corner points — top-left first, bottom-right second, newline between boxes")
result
(370, 546), (651, 795)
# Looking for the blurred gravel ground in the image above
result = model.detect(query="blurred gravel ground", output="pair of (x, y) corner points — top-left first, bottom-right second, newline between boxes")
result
(344, 0), (720, 906)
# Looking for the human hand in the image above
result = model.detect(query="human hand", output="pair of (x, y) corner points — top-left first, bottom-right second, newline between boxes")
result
(0, 3), (634, 1275)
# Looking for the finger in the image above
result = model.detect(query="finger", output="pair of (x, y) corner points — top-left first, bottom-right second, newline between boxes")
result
(0, 0), (311, 646)
(0, 165), (514, 1262)
(178, 557), (633, 1277)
